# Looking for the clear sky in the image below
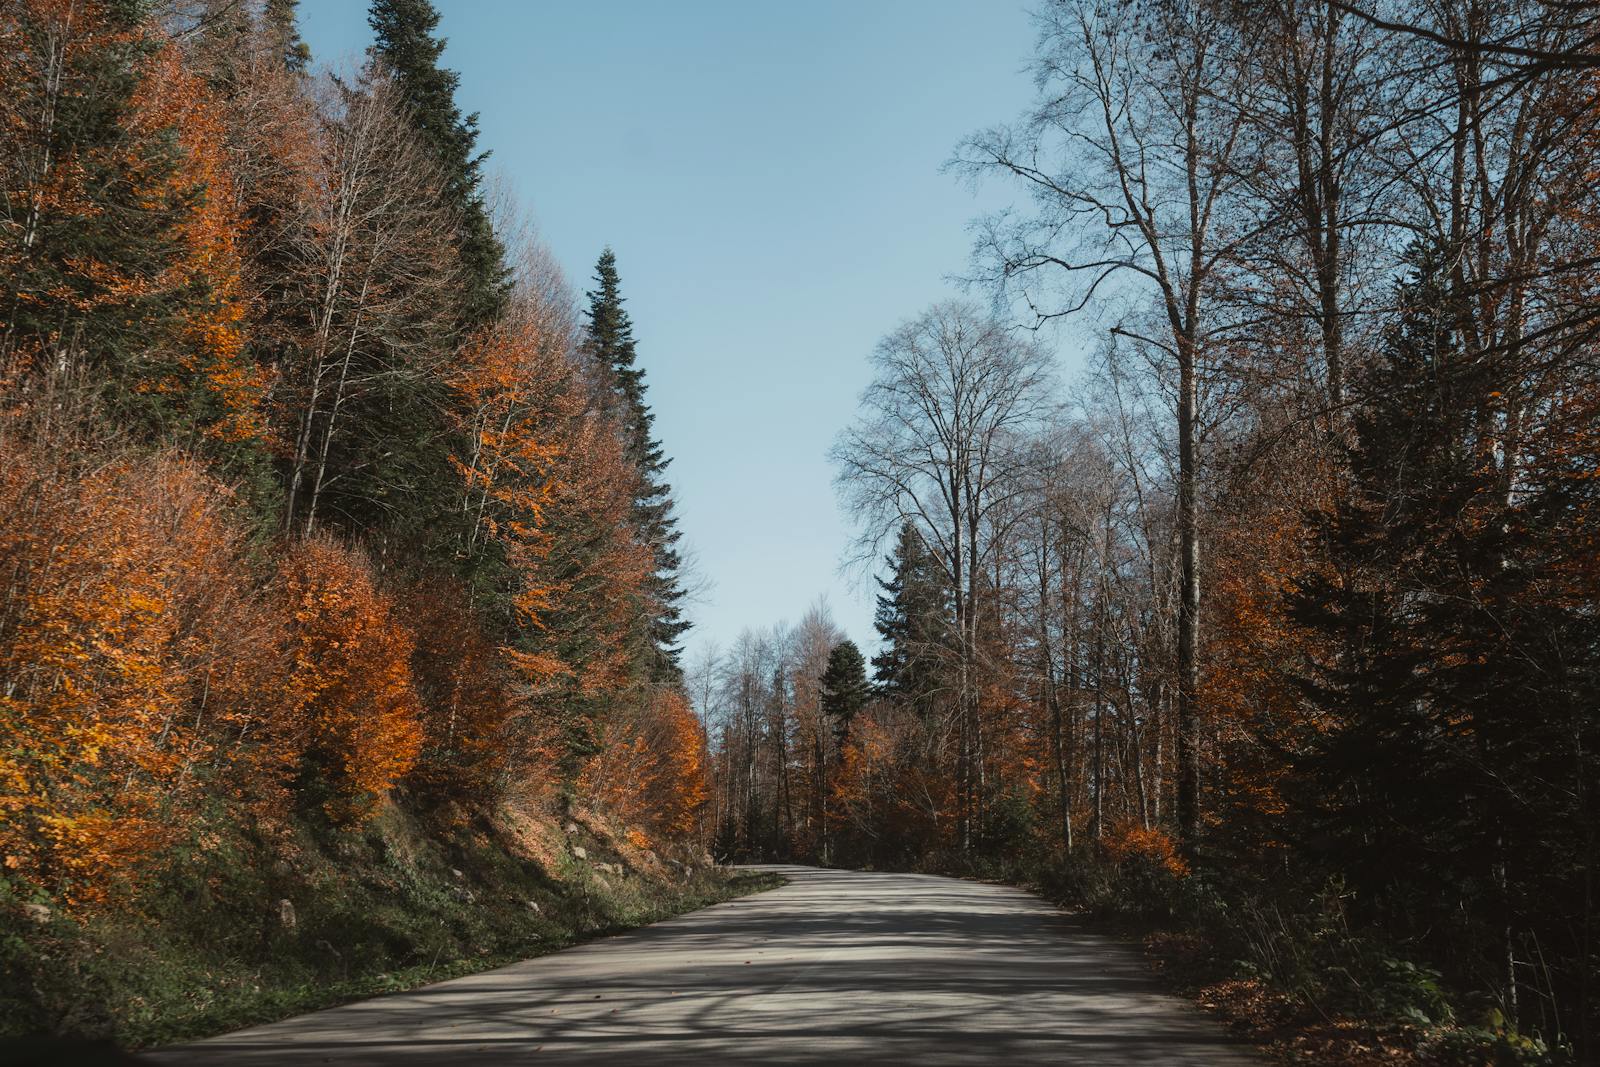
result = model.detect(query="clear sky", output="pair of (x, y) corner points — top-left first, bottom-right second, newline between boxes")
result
(297, 1), (1057, 662)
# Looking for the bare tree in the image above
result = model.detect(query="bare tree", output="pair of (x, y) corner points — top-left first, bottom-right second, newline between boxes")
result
(833, 299), (1056, 849)
(282, 71), (461, 536)
(953, 0), (1262, 847)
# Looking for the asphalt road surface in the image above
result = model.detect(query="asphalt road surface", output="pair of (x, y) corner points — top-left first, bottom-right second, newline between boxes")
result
(148, 864), (1259, 1065)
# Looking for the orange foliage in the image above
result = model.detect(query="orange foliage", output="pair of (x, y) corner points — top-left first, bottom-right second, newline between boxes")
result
(1201, 484), (1328, 850)
(449, 288), (653, 698)
(280, 538), (423, 823)
(1102, 822), (1190, 879)
(579, 690), (709, 843)
(449, 308), (571, 692)
(0, 439), (296, 905)
(0, 7), (268, 444)
(404, 576), (521, 804)
(132, 43), (271, 446)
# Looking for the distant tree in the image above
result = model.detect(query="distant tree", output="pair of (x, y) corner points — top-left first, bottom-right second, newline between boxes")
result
(833, 300), (1055, 849)
(581, 248), (690, 680)
(955, 0), (1260, 850)
(819, 641), (869, 748)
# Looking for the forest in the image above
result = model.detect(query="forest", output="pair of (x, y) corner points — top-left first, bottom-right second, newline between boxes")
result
(4, 0), (1600, 1062)
(698, 0), (1600, 1061)
(1, 0), (725, 1045)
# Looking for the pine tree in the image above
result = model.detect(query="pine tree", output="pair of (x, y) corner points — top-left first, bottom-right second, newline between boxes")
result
(872, 522), (950, 711)
(1289, 250), (1494, 916)
(1287, 248), (1599, 1018)
(582, 248), (690, 680)
(0, 0), (265, 459)
(366, 0), (507, 327)
(263, 0), (312, 74)
(820, 641), (870, 748)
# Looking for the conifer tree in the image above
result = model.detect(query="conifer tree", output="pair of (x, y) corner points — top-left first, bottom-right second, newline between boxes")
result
(264, 0), (312, 74)
(1287, 249), (1599, 1020)
(820, 641), (870, 748)
(366, 0), (507, 327)
(872, 521), (950, 709)
(582, 248), (690, 680)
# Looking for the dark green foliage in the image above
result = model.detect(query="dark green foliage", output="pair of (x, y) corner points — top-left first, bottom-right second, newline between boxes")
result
(360, 0), (511, 578)
(820, 641), (870, 747)
(263, 0), (312, 74)
(0, 1), (190, 431)
(1287, 248), (1600, 1047)
(367, 0), (508, 327)
(582, 248), (690, 680)
(871, 522), (950, 710)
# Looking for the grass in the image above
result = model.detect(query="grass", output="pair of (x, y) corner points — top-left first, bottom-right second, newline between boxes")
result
(0, 798), (782, 1050)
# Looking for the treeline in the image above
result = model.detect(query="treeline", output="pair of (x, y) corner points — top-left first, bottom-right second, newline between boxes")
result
(703, 0), (1599, 1056)
(0, 0), (704, 911)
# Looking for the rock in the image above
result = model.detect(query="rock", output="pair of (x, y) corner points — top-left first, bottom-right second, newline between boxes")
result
(564, 821), (580, 835)
(450, 867), (464, 879)
(277, 898), (296, 931)
(22, 903), (50, 924)
(525, 900), (541, 914)
(572, 846), (588, 860)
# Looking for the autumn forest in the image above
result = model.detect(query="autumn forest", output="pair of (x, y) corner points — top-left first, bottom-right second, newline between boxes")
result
(2, 0), (1599, 1063)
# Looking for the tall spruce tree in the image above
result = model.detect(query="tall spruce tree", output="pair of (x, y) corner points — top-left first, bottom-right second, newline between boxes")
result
(367, 0), (508, 327)
(872, 522), (950, 711)
(264, 0), (312, 74)
(1287, 248), (1600, 1023)
(582, 249), (690, 680)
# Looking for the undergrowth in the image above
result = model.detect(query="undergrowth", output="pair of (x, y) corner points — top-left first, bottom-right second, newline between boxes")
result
(0, 797), (777, 1050)
(913, 846), (1570, 1066)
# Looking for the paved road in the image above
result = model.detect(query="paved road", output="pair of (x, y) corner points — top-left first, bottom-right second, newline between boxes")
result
(149, 865), (1259, 1065)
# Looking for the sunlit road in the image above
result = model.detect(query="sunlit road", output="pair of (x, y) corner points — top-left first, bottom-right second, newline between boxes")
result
(148, 865), (1259, 1065)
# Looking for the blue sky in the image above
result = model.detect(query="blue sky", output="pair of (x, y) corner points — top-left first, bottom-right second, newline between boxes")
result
(298, 1), (1059, 660)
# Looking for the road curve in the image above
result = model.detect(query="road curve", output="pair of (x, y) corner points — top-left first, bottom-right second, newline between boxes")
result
(148, 864), (1259, 1065)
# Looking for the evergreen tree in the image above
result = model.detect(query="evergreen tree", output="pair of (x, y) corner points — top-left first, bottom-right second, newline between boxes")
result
(2, 0), (219, 445)
(1289, 249), (1491, 903)
(1287, 248), (1600, 1015)
(872, 522), (950, 710)
(582, 248), (690, 679)
(820, 641), (870, 748)
(264, 0), (312, 74)
(367, 0), (508, 326)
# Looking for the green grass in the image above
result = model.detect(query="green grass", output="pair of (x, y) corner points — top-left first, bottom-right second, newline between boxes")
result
(0, 801), (782, 1050)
